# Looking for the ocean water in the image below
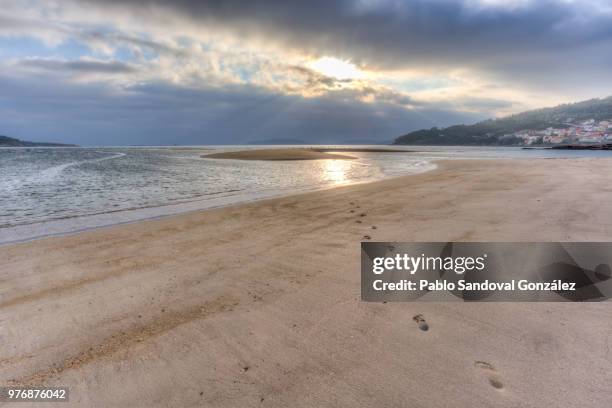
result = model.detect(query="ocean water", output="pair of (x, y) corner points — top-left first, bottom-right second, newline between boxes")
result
(0, 145), (608, 243)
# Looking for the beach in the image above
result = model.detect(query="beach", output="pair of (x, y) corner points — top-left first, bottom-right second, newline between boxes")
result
(1, 158), (612, 407)
(202, 148), (357, 160)
(201, 147), (413, 160)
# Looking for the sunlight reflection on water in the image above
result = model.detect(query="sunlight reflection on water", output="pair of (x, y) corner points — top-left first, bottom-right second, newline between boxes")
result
(322, 159), (350, 185)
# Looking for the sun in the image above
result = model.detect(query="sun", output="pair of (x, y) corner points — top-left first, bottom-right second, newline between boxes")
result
(308, 57), (363, 80)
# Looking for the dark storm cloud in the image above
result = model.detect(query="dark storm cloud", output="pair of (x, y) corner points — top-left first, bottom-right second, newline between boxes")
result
(83, 0), (612, 71)
(0, 72), (484, 145)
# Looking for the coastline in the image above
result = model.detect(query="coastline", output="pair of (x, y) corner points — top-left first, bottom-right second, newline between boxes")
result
(201, 147), (415, 161)
(1, 158), (612, 407)
(0, 159), (436, 246)
(202, 148), (357, 160)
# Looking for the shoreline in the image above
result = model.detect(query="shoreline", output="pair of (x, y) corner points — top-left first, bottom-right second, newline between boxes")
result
(0, 161), (437, 246)
(201, 147), (416, 161)
(2, 158), (612, 407)
(0, 155), (596, 245)
(202, 148), (357, 160)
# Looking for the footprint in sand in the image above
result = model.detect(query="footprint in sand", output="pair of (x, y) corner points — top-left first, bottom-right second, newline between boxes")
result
(474, 361), (504, 389)
(412, 314), (429, 331)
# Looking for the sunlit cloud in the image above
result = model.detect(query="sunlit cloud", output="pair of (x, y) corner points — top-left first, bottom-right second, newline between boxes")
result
(308, 57), (364, 80)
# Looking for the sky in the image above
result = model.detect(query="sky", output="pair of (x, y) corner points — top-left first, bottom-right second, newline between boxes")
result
(1, 0), (612, 145)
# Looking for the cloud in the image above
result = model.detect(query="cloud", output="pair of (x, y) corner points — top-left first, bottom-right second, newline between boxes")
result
(0, 0), (611, 144)
(26, 0), (609, 101)
(74, 0), (612, 71)
(0, 71), (484, 145)
(17, 57), (138, 74)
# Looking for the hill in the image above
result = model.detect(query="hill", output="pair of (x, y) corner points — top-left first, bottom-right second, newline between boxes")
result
(0, 135), (76, 147)
(394, 96), (612, 146)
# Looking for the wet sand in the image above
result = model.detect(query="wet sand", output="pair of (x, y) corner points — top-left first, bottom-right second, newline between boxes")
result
(202, 147), (413, 160)
(1, 158), (612, 407)
(202, 148), (356, 160)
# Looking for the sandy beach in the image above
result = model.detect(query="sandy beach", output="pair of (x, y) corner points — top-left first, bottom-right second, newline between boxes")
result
(1, 158), (612, 407)
(202, 147), (413, 160)
(202, 148), (357, 160)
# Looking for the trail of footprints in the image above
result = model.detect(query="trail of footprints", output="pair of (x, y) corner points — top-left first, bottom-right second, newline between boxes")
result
(411, 314), (504, 391)
(349, 201), (376, 240)
(352, 202), (505, 392)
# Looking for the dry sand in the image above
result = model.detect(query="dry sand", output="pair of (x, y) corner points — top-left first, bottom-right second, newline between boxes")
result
(1, 158), (612, 407)
(202, 148), (356, 160)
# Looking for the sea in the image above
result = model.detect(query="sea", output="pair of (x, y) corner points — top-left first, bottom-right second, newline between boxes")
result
(1, 145), (609, 244)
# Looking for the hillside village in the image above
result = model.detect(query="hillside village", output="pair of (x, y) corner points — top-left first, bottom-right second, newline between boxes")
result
(394, 96), (612, 146)
(507, 119), (612, 145)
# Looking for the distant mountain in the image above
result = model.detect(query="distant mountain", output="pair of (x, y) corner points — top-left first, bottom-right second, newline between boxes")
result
(0, 135), (76, 147)
(394, 96), (612, 146)
(248, 137), (392, 145)
(340, 138), (392, 145)
(247, 138), (308, 145)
